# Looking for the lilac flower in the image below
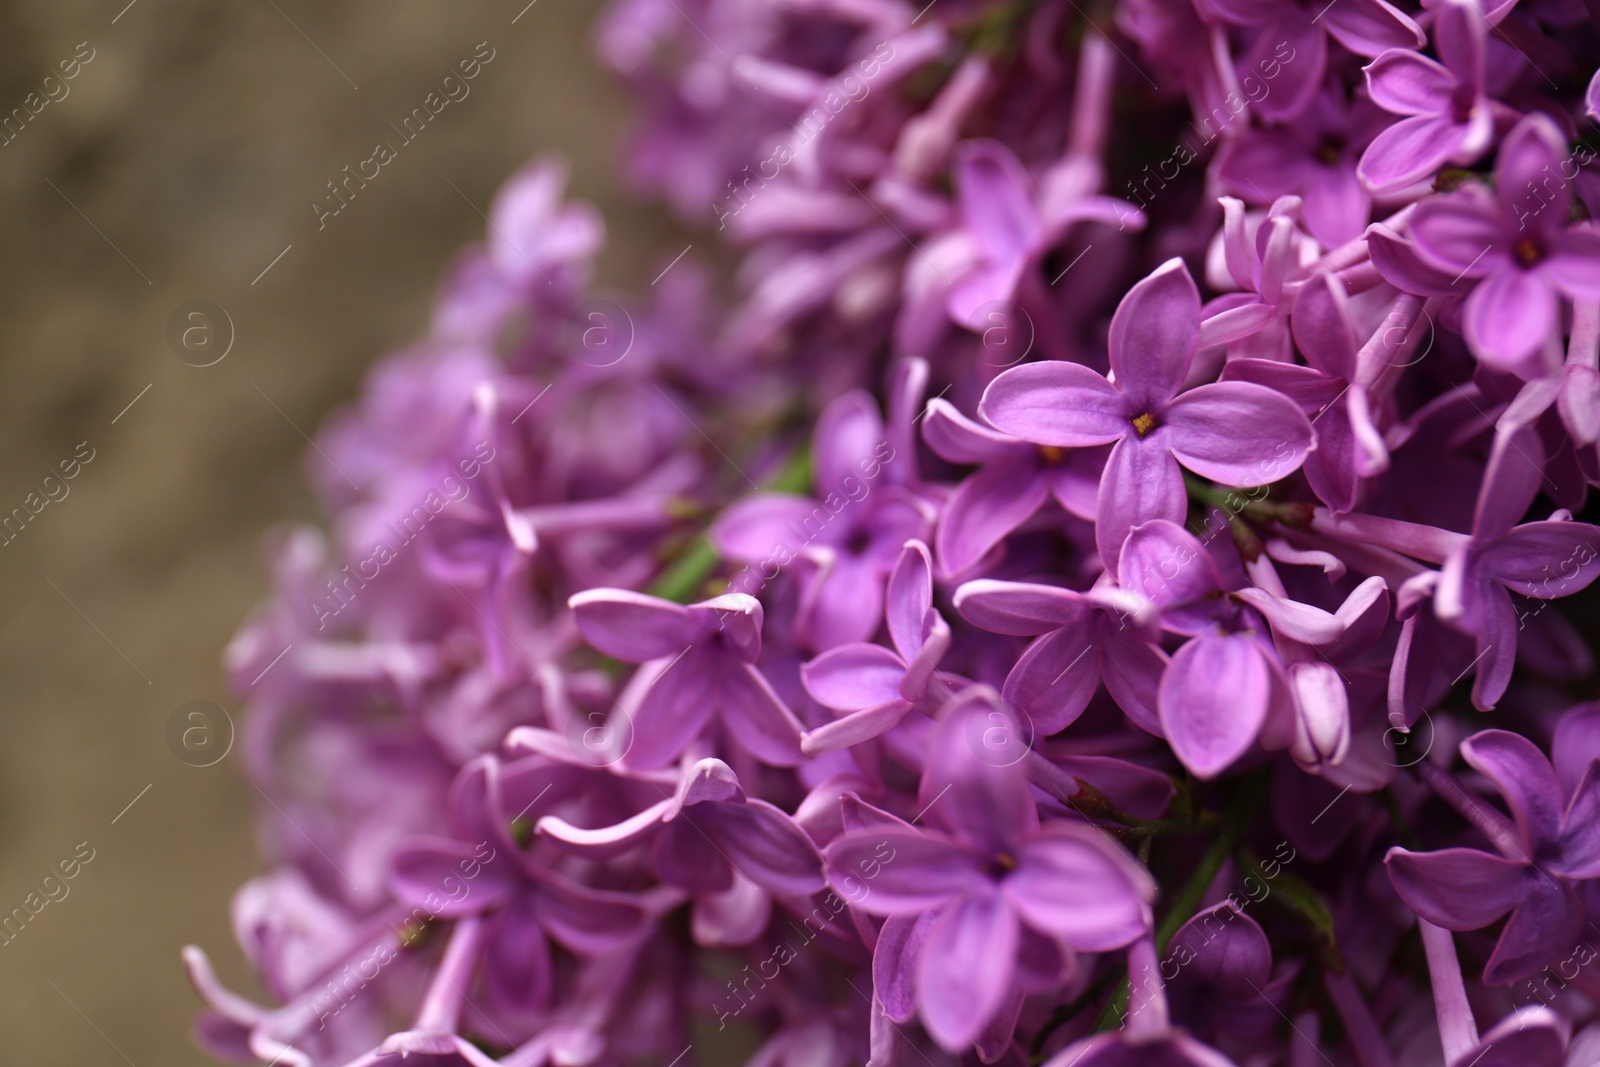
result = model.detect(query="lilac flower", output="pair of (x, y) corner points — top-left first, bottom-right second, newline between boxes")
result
(1387, 730), (1600, 983)
(1222, 272), (1389, 512)
(537, 757), (824, 943)
(920, 397), (1102, 576)
(570, 589), (805, 767)
(824, 694), (1153, 1050)
(942, 138), (1142, 331)
(1215, 83), (1388, 247)
(1406, 113), (1600, 370)
(1358, 0), (1493, 193)
(197, 0), (1600, 1061)
(798, 540), (952, 753)
(387, 756), (648, 1011)
(711, 389), (933, 650)
(1117, 519), (1380, 777)
(1207, 0), (1422, 124)
(953, 576), (1167, 736)
(1202, 197), (1321, 362)
(1318, 426), (1600, 708)
(982, 258), (1314, 569)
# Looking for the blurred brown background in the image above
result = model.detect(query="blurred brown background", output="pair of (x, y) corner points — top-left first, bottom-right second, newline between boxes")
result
(0, 2), (672, 1061)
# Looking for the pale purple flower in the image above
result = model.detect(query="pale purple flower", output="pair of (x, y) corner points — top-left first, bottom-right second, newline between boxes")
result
(711, 389), (934, 650)
(1207, 0), (1422, 124)
(570, 589), (805, 767)
(920, 397), (1102, 575)
(981, 258), (1314, 569)
(1358, 0), (1493, 193)
(1387, 730), (1600, 984)
(1215, 83), (1389, 247)
(798, 540), (952, 753)
(824, 693), (1153, 1050)
(1407, 113), (1600, 370)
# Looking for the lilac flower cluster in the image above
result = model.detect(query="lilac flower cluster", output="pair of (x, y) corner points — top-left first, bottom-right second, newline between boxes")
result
(187, 1), (1600, 1065)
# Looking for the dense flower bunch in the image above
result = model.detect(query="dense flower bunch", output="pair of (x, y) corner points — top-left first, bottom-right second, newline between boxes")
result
(185, 0), (1600, 1064)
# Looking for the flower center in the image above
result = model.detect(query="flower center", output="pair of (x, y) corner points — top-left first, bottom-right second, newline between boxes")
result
(1037, 444), (1066, 464)
(1130, 411), (1159, 437)
(1513, 236), (1545, 267)
(1315, 136), (1343, 166)
(983, 852), (1019, 878)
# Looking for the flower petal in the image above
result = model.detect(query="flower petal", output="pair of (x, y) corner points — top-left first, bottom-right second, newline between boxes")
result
(1484, 522), (1600, 601)
(1164, 382), (1313, 487)
(534, 871), (650, 954)
(1496, 113), (1570, 234)
(1096, 438), (1188, 573)
(484, 900), (553, 1013)
(1464, 268), (1558, 371)
(916, 891), (1019, 1051)
(1363, 49), (1453, 116)
(802, 643), (908, 710)
(570, 589), (696, 662)
(980, 361), (1129, 447)
(711, 492), (821, 563)
(813, 390), (887, 499)
(717, 662), (805, 767)
(1385, 846), (1529, 929)
(1116, 519), (1222, 608)
(716, 799), (827, 896)
(1410, 187), (1507, 276)
(801, 701), (913, 755)
(1322, 0), (1423, 56)
(1099, 628), (1168, 736)
(1555, 761), (1600, 878)
(1107, 258), (1202, 406)
(1543, 229), (1600, 301)
(624, 649), (716, 769)
(824, 826), (985, 915)
(1484, 876), (1584, 985)
(920, 398), (1029, 464)
(1008, 825), (1153, 949)
(1159, 635), (1270, 778)
(874, 913), (933, 1022)
(1358, 114), (1458, 193)
(956, 139), (1041, 268)
(1459, 729), (1565, 856)
(1290, 272), (1359, 382)
(937, 460), (1050, 575)
(1165, 900), (1271, 993)
(1002, 627), (1101, 736)
(954, 579), (1092, 636)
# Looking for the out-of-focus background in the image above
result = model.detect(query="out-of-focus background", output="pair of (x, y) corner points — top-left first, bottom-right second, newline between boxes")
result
(0, 3), (674, 1061)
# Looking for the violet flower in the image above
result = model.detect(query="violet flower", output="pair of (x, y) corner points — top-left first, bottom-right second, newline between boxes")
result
(1358, 0), (1493, 193)
(953, 576), (1167, 737)
(537, 757), (824, 944)
(798, 540), (953, 753)
(1387, 730), (1600, 984)
(570, 589), (805, 767)
(981, 258), (1315, 569)
(1406, 113), (1600, 370)
(1207, 0), (1422, 124)
(920, 397), (1102, 576)
(1215, 83), (1388, 248)
(823, 693), (1153, 1050)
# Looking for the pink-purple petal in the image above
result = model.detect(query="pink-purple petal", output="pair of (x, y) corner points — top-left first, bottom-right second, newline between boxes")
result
(1164, 381), (1313, 486)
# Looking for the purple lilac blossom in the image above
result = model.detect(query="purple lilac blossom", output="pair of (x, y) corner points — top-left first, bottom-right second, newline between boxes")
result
(187, 1), (1600, 1065)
